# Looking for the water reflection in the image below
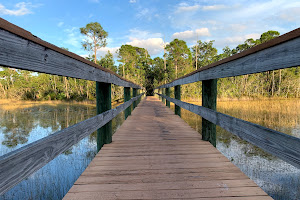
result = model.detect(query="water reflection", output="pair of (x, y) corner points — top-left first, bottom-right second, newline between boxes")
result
(0, 101), (128, 200)
(170, 99), (300, 200)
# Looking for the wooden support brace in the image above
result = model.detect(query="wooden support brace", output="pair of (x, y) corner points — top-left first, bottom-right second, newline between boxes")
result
(96, 82), (112, 152)
(202, 79), (217, 147)
(124, 87), (131, 119)
(175, 85), (181, 117)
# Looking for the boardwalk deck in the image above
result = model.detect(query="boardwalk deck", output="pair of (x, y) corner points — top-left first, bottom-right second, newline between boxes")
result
(64, 96), (272, 200)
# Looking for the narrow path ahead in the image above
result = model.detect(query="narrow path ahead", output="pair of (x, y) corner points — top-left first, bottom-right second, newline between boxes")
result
(64, 96), (271, 200)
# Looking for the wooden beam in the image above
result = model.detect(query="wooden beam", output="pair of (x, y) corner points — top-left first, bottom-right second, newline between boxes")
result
(166, 88), (170, 108)
(124, 87), (131, 119)
(202, 79), (217, 147)
(157, 28), (300, 89)
(0, 27), (140, 88)
(157, 93), (300, 169)
(174, 85), (181, 117)
(96, 82), (112, 152)
(0, 93), (143, 195)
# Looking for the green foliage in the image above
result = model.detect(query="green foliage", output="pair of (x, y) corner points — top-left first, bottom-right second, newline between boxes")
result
(192, 40), (218, 69)
(80, 22), (108, 62)
(165, 39), (192, 78)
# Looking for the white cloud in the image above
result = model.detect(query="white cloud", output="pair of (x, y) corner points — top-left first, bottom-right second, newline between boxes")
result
(279, 7), (300, 22)
(57, 22), (64, 27)
(0, 2), (34, 16)
(97, 47), (120, 57)
(129, 0), (136, 3)
(176, 3), (200, 13)
(172, 28), (211, 41)
(126, 38), (164, 56)
(128, 28), (162, 40)
(202, 5), (227, 11)
(217, 33), (261, 47)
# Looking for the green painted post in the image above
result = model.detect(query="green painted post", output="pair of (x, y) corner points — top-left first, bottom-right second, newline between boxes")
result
(175, 85), (181, 117)
(96, 82), (112, 152)
(124, 87), (131, 119)
(166, 87), (170, 108)
(133, 88), (137, 109)
(161, 88), (165, 103)
(202, 79), (217, 147)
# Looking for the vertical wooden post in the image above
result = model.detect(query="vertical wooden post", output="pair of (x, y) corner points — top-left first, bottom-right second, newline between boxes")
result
(175, 85), (181, 116)
(161, 88), (165, 103)
(124, 87), (131, 119)
(166, 87), (170, 108)
(202, 79), (217, 147)
(96, 82), (112, 152)
(133, 88), (137, 109)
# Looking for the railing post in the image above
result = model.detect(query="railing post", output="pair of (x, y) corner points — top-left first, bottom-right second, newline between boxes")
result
(133, 88), (137, 109)
(96, 82), (112, 152)
(124, 87), (131, 119)
(166, 87), (170, 108)
(175, 85), (181, 116)
(162, 88), (165, 104)
(202, 79), (217, 147)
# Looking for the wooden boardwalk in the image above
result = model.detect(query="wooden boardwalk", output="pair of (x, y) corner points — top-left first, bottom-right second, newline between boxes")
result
(64, 96), (272, 200)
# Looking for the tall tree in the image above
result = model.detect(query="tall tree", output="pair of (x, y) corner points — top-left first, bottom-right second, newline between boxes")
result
(80, 22), (107, 99)
(80, 22), (108, 64)
(165, 39), (192, 79)
(192, 40), (218, 69)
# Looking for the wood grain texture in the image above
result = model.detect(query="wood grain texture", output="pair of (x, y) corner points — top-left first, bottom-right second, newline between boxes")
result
(157, 93), (300, 169)
(64, 96), (271, 200)
(0, 94), (143, 195)
(0, 28), (141, 88)
(157, 36), (300, 88)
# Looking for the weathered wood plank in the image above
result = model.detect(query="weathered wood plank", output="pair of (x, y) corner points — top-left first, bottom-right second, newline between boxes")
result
(158, 93), (300, 169)
(0, 94), (143, 195)
(64, 187), (268, 199)
(157, 28), (300, 88)
(69, 179), (259, 192)
(65, 96), (271, 199)
(0, 27), (140, 88)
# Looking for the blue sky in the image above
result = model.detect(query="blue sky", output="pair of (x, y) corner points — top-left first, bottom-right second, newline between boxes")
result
(1, 0), (300, 60)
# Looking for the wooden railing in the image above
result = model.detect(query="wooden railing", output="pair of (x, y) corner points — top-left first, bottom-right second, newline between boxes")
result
(156, 27), (300, 169)
(0, 18), (143, 194)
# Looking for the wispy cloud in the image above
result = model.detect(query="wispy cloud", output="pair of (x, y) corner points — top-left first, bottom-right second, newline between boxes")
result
(127, 38), (164, 56)
(129, 0), (136, 3)
(63, 27), (84, 48)
(88, 0), (99, 3)
(202, 4), (228, 11)
(176, 3), (200, 13)
(172, 28), (211, 41)
(57, 22), (64, 27)
(0, 2), (37, 16)
(128, 28), (162, 40)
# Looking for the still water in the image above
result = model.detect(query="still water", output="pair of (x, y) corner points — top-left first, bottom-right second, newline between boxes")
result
(169, 98), (300, 200)
(0, 102), (127, 200)
(0, 98), (299, 199)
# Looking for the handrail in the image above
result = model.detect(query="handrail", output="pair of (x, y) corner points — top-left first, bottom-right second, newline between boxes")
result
(156, 27), (300, 171)
(157, 93), (300, 169)
(0, 18), (141, 89)
(157, 27), (300, 88)
(0, 93), (143, 195)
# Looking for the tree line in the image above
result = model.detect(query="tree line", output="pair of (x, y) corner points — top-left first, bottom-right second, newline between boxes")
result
(0, 22), (299, 101)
